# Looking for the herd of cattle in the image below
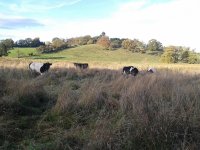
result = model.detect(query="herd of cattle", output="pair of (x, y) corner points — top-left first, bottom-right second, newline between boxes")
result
(29, 62), (156, 76)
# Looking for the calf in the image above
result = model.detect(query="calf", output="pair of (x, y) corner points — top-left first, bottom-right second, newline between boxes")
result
(74, 63), (89, 69)
(29, 62), (52, 75)
(123, 66), (139, 76)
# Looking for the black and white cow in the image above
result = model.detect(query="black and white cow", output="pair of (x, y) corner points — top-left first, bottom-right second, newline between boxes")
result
(147, 67), (156, 73)
(29, 62), (52, 75)
(122, 66), (139, 76)
(74, 63), (89, 69)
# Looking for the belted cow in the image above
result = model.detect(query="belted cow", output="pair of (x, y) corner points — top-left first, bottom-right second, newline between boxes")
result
(74, 63), (89, 69)
(122, 66), (139, 76)
(29, 62), (52, 75)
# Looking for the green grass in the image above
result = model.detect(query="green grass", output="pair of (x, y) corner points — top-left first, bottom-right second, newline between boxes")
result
(8, 45), (160, 63)
(8, 48), (38, 58)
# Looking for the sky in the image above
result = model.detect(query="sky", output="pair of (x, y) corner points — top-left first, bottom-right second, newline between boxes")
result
(0, 0), (200, 51)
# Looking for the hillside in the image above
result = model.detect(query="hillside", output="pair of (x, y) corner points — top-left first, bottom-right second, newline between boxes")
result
(8, 44), (160, 64)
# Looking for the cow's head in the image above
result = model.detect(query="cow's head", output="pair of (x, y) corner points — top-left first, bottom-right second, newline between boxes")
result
(45, 62), (52, 66)
(131, 67), (139, 76)
(40, 62), (52, 73)
(83, 64), (89, 69)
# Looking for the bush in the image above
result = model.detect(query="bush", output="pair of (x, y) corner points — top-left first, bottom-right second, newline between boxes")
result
(188, 53), (198, 64)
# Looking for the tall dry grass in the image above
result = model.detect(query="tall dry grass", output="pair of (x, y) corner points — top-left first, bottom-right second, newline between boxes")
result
(1, 57), (200, 73)
(0, 59), (200, 149)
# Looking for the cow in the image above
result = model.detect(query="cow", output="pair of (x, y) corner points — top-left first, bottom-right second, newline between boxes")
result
(29, 62), (52, 75)
(74, 63), (89, 69)
(122, 66), (139, 76)
(147, 67), (156, 73)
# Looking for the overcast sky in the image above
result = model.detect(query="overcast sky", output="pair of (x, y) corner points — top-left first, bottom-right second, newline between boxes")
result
(0, 0), (200, 51)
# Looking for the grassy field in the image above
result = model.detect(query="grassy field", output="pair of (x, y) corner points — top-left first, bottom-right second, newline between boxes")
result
(7, 44), (200, 71)
(8, 44), (160, 64)
(1, 46), (200, 149)
(8, 48), (39, 58)
(0, 62), (200, 149)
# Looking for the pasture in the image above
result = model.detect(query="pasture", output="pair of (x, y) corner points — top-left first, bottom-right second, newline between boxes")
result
(8, 44), (160, 63)
(1, 59), (200, 149)
(8, 48), (39, 58)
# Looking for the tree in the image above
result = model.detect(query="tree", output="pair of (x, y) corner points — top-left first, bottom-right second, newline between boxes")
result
(161, 46), (178, 63)
(122, 39), (146, 53)
(36, 45), (53, 53)
(1, 39), (14, 49)
(180, 50), (189, 63)
(0, 42), (8, 57)
(31, 37), (44, 47)
(78, 35), (91, 45)
(0, 39), (14, 56)
(87, 39), (96, 44)
(91, 36), (99, 44)
(128, 39), (138, 52)
(131, 39), (146, 53)
(137, 40), (146, 53)
(122, 39), (132, 49)
(15, 39), (26, 47)
(110, 38), (122, 49)
(67, 38), (75, 46)
(52, 38), (67, 50)
(15, 38), (44, 47)
(97, 36), (110, 49)
(188, 53), (198, 64)
(147, 39), (163, 52)
(100, 32), (106, 37)
(24, 38), (32, 47)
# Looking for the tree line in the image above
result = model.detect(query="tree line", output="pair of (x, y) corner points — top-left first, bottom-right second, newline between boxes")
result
(0, 32), (199, 64)
(0, 38), (44, 57)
